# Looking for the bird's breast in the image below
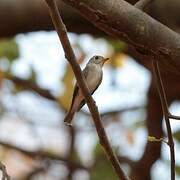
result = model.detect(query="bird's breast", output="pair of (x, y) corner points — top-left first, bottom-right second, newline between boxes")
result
(86, 65), (102, 92)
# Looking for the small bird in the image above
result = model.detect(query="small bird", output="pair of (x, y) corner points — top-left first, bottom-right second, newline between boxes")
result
(64, 55), (109, 125)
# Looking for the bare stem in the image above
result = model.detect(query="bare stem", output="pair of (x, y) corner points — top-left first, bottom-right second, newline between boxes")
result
(152, 59), (175, 180)
(44, 0), (129, 179)
(168, 114), (180, 121)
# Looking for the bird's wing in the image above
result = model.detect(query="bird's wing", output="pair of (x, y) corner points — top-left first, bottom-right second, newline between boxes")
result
(69, 67), (88, 112)
(68, 82), (78, 111)
(77, 82), (101, 111)
(77, 68), (102, 111)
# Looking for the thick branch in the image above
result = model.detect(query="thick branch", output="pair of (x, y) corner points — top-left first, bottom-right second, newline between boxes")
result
(44, 0), (129, 179)
(0, 0), (105, 37)
(61, 0), (180, 73)
(1, 0), (180, 38)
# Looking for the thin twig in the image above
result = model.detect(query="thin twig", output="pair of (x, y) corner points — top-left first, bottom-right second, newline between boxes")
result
(135, 0), (154, 10)
(24, 165), (47, 180)
(168, 114), (180, 120)
(82, 105), (144, 118)
(44, 0), (129, 179)
(0, 140), (87, 171)
(5, 73), (56, 101)
(152, 59), (175, 180)
(67, 126), (75, 179)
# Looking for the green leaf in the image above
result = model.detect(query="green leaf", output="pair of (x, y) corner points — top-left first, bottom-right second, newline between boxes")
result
(29, 67), (37, 84)
(176, 165), (180, 175)
(0, 38), (19, 62)
(148, 136), (164, 142)
(173, 130), (180, 143)
(91, 157), (118, 180)
(108, 39), (126, 53)
(91, 144), (118, 180)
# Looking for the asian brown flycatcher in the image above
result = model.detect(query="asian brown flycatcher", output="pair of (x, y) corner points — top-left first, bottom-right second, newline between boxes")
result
(64, 55), (109, 125)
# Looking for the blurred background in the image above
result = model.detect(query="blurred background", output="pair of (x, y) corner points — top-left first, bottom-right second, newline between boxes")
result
(1, 0), (180, 180)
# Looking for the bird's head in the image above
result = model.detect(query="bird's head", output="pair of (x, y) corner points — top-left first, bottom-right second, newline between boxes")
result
(88, 55), (109, 66)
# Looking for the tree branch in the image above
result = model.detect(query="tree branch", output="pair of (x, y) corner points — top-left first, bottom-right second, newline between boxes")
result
(5, 74), (56, 101)
(61, 0), (180, 73)
(66, 126), (76, 179)
(130, 88), (163, 179)
(1, 0), (180, 38)
(44, 0), (129, 179)
(24, 166), (46, 180)
(152, 59), (175, 180)
(134, 0), (154, 10)
(0, 141), (87, 171)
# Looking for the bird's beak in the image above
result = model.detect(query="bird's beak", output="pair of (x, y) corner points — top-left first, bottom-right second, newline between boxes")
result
(103, 58), (109, 64)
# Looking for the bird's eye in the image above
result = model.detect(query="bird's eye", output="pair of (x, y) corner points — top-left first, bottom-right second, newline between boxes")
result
(94, 56), (99, 60)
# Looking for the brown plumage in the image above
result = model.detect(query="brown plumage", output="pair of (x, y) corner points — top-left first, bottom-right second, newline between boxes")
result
(64, 55), (109, 125)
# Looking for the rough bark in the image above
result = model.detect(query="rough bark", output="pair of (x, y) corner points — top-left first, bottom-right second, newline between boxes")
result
(61, 0), (180, 74)
(0, 0), (180, 37)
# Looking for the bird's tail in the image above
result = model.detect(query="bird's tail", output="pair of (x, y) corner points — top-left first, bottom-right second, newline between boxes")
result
(64, 110), (75, 126)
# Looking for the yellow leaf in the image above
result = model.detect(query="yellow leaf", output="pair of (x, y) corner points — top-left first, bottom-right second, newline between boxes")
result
(148, 136), (157, 142)
(148, 136), (163, 142)
(58, 54), (86, 111)
(0, 38), (19, 61)
(0, 70), (4, 88)
(110, 53), (127, 68)
(58, 64), (74, 111)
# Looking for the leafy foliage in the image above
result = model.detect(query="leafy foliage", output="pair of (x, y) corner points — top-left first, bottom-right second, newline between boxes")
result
(173, 130), (180, 143)
(108, 39), (126, 53)
(0, 39), (19, 62)
(58, 64), (75, 111)
(175, 165), (180, 176)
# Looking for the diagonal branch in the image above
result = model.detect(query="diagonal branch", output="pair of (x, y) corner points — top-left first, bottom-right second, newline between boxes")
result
(134, 0), (154, 10)
(44, 0), (129, 179)
(152, 59), (175, 180)
(5, 74), (56, 101)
